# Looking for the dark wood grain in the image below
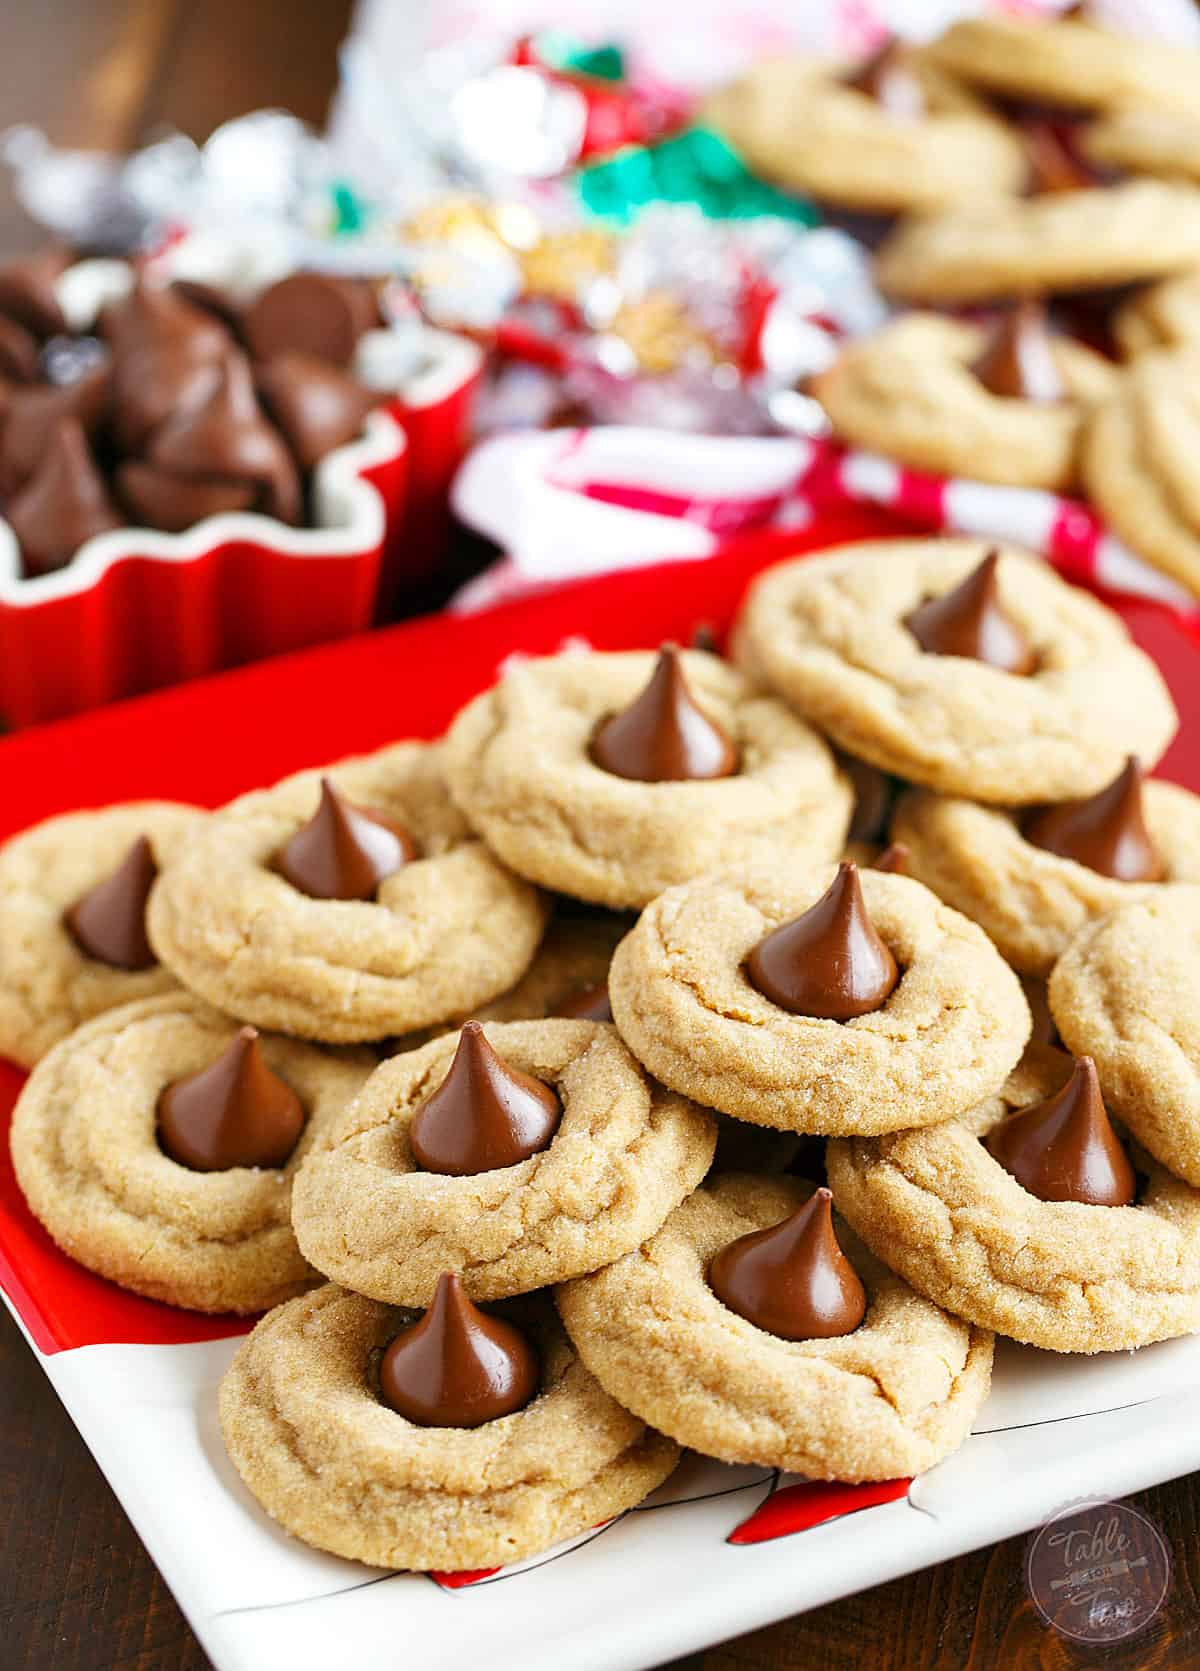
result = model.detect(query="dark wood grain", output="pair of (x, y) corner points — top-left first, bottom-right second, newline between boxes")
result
(2, 5), (1199, 1669)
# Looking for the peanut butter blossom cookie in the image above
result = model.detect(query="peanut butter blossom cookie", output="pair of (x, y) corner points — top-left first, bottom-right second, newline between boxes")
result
(556, 1174), (992, 1480)
(147, 744), (546, 1042)
(703, 43), (1025, 214)
(0, 801), (205, 1068)
(1083, 108), (1200, 190)
(813, 309), (1115, 493)
(1050, 888), (1200, 1189)
(608, 859), (1029, 1135)
(733, 542), (1177, 803)
(219, 1280), (679, 1570)
(925, 13), (1200, 116)
(828, 1047), (1200, 1354)
(9, 993), (372, 1313)
(293, 1019), (716, 1305)
(875, 183), (1200, 306)
(444, 645), (851, 909)
(893, 760), (1200, 975)
(1082, 347), (1200, 596)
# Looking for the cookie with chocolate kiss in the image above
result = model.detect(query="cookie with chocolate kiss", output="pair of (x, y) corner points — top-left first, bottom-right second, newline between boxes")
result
(905, 550), (1037, 675)
(1023, 757), (1164, 882)
(986, 1054), (1135, 1207)
(970, 302), (1065, 404)
(556, 1173), (993, 1478)
(408, 1022), (562, 1176)
(158, 1026), (306, 1172)
(6, 417), (123, 578)
(708, 1186), (866, 1340)
(843, 40), (926, 120)
(64, 833), (159, 970)
(590, 644), (739, 783)
(275, 778), (416, 901)
(117, 353), (301, 531)
(747, 862), (899, 1021)
(379, 1272), (539, 1427)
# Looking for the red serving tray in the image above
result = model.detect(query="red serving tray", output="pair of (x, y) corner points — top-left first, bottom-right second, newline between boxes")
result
(2, 504), (1199, 1358)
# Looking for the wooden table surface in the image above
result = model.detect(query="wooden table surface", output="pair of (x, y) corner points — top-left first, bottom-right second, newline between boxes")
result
(1, 5), (1198, 1667)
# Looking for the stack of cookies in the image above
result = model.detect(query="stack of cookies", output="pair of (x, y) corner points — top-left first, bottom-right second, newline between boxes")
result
(5, 536), (1200, 1573)
(706, 10), (1200, 597)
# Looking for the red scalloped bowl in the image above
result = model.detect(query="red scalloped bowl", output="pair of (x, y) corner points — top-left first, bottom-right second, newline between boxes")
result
(0, 327), (484, 731)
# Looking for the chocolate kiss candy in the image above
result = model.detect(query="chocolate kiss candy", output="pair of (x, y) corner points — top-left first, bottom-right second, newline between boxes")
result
(747, 861), (899, 1021)
(904, 551), (1037, 675)
(275, 778), (416, 901)
(970, 302), (1066, 404)
(64, 835), (158, 970)
(1022, 756), (1165, 881)
(0, 247), (70, 338)
(986, 1056), (1136, 1206)
(590, 645), (738, 782)
(0, 315), (40, 382)
(556, 982), (614, 1022)
(157, 1026), (305, 1171)
(379, 1272), (539, 1428)
(409, 1022), (562, 1176)
(118, 459), (258, 531)
(8, 417), (123, 578)
(843, 41), (926, 120)
(0, 364), (109, 496)
(872, 842), (909, 874)
(242, 272), (381, 369)
(709, 1188), (867, 1341)
(255, 353), (378, 472)
(145, 354), (302, 525)
(100, 281), (230, 363)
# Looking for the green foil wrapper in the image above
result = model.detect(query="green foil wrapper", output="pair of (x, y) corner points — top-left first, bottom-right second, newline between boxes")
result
(576, 127), (819, 227)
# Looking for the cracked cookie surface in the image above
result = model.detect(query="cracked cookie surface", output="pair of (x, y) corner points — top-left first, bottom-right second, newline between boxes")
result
(219, 1283), (679, 1570)
(813, 313), (1115, 493)
(443, 649), (851, 909)
(893, 782), (1200, 976)
(1082, 347), (1200, 597)
(556, 1173), (993, 1480)
(9, 993), (372, 1313)
(703, 51), (1025, 214)
(733, 541), (1178, 802)
(293, 1019), (717, 1305)
(0, 801), (204, 1068)
(608, 861), (1029, 1135)
(1050, 888), (1200, 1188)
(147, 743), (546, 1042)
(828, 1046), (1200, 1353)
(876, 182), (1200, 305)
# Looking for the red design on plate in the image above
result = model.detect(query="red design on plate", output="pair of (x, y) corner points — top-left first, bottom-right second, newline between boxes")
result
(428, 1566), (502, 1590)
(0, 505), (1198, 1358)
(727, 1476), (911, 1545)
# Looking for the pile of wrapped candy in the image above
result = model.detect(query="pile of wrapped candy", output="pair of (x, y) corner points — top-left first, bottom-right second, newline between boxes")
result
(8, 3), (1200, 603)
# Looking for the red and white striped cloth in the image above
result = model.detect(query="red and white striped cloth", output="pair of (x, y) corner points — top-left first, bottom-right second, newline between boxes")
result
(450, 425), (1199, 628)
